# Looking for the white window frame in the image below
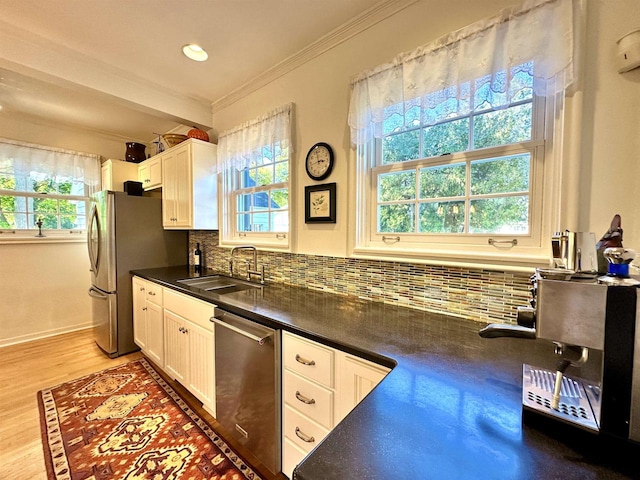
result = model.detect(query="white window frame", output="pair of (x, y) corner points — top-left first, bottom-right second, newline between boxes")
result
(222, 144), (291, 249)
(218, 104), (293, 251)
(0, 140), (98, 243)
(351, 92), (564, 270)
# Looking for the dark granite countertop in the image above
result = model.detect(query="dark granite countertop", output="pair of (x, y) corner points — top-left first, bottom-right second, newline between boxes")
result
(132, 266), (638, 479)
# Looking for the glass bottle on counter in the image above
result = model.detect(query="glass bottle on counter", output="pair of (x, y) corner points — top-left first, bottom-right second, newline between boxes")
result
(194, 242), (202, 273)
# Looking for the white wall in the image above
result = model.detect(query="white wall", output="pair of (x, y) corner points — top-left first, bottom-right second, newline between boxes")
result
(211, 0), (640, 257)
(0, 115), (123, 345)
(0, 242), (92, 346)
(581, 0), (640, 247)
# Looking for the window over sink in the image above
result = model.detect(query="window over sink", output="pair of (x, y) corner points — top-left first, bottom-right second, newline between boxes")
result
(218, 103), (292, 250)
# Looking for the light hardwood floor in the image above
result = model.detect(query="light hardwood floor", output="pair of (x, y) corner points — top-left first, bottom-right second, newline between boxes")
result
(0, 328), (284, 480)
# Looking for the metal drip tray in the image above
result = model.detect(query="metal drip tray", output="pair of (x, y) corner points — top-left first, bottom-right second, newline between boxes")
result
(522, 364), (600, 432)
(177, 275), (262, 295)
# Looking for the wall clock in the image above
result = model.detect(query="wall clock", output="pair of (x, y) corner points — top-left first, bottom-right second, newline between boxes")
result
(305, 142), (334, 181)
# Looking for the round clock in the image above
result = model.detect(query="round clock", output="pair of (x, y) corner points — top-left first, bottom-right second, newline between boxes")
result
(305, 142), (334, 181)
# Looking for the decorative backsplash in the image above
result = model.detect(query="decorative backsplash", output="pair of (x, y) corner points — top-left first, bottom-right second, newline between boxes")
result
(189, 231), (531, 325)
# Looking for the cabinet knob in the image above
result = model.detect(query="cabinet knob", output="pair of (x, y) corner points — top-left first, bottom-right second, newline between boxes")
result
(149, 291), (156, 296)
(142, 307), (147, 311)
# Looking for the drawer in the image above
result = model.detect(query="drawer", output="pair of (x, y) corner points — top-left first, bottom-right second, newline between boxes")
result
(163, 288), (215, 330)
(283, 369), (333, 429)
(283, 436), (308, 480)
(145, 282), (163, 304)
(283, 404), (330, 454)
(283, 331), (334, 388)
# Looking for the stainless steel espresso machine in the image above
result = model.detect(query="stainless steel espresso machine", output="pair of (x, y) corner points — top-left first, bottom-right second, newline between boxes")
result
(480, 232), (640, 444)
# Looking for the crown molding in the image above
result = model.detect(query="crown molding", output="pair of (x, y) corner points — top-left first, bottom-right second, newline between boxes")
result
(0, 19), (213, 128)
(211, 0), (418, 113)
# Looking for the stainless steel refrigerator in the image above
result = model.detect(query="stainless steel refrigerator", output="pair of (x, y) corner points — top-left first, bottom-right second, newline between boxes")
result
(87, 190), (187, 357)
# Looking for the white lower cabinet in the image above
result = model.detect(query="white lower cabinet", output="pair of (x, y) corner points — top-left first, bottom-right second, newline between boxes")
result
(281, 331), (390, 479)
(163, 288), (216, 416)
(132, 277), (164, 368)
(163, 309), (188, 384)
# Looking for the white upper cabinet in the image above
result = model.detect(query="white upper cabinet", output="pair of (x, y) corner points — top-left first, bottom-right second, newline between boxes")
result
(101, 159), (138, 191)
(138, 156), (163, 190)
(161, 138), (218, 230)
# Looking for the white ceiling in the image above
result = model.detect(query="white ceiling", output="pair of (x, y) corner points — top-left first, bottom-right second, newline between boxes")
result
(0, 0), (392, 142)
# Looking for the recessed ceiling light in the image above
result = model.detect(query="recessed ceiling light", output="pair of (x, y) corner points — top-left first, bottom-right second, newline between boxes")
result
(182, 44), (208, 62)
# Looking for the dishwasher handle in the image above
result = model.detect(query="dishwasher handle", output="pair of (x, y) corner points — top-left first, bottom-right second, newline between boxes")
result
(211, 312), (273, 345)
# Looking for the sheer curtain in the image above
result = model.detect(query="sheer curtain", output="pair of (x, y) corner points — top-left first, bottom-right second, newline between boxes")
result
(348, 0), (585, 146)
(216, 103), (292, 172)
(0, 137), (101, 194)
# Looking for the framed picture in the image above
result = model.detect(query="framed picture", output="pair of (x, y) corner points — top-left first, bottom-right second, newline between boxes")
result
(305, 183), (336, 223)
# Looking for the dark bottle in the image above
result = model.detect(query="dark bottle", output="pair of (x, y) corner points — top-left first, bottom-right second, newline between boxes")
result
(194, 242), (202, 273)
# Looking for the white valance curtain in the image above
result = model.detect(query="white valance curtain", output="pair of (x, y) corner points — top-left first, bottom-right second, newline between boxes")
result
(348, 0), (584, 146)
(216, 103), (292, 172)
(0, 137), (101, 194)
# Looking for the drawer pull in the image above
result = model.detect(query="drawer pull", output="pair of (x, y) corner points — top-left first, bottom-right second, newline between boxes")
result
(295, 391), (316, 405)
(295, 427), (315, 443)
(148, 291), (156, 296)
(295, 354), (316, 366)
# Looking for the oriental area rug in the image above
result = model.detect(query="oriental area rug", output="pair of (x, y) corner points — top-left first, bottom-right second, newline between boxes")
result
(37, 358), (261, 480)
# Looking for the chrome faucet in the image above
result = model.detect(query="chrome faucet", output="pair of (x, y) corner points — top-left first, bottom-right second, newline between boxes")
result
(229, 245), (265, 284)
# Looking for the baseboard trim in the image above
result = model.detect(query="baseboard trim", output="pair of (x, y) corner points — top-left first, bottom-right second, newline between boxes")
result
(0, 323), (94, 348)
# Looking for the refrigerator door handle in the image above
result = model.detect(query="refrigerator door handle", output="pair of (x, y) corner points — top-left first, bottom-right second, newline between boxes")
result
(87, 203), (100, 274)
(88, 287), (108, 300)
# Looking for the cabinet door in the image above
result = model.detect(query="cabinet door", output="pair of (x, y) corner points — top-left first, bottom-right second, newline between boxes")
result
(162, 144), (192, 228)
(164, 310), (187, 384)
(186, 320), (215, 413)
(148, 157), (162, 187)
(145, 301), (164, 368)
(162, 152), (176, 226)
(138, 163), (150, 188)
(338, 355), (389, 421)
(139, 156), (162, 190)
(132, 277), (147, 350)
(101, 162), (112, 191)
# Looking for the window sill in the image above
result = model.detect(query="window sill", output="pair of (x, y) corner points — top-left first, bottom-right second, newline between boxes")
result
(220, 239), (291, 253)
(0, 233), (86, 244)
(351, 245), (548, 273)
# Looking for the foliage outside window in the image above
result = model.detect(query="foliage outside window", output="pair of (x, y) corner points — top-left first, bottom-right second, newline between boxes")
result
(0, 138), (100, 239)
(233, 142), (289, 234)
(348, 0), (583, 267)
(376, 62), (539, 238)
(218, 104), (292, 249)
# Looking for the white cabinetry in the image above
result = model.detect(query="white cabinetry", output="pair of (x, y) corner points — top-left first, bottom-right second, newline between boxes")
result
(163, 288), (216, 415)
(162, 138), (217, 230)
(281, 332), (390, 479)
(337, 353), (390, 421)
(101, 159), (138, 191)
(138, 155), (162, 190)
(132, 276), (165, 368)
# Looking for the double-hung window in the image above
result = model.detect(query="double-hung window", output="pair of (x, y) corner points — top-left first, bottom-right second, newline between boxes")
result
(349, 0), (583, 268)
(218, 103), (292, 249)
(0, 138), (100, 240)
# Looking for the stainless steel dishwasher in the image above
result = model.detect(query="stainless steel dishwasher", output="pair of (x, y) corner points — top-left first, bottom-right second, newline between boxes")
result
(211, 310), (281, 475)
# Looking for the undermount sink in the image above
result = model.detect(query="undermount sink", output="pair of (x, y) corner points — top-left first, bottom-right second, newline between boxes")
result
(177, 275), (262, 295)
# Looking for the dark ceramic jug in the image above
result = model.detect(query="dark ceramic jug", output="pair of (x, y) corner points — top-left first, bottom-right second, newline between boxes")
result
(125, 142), (147, 163)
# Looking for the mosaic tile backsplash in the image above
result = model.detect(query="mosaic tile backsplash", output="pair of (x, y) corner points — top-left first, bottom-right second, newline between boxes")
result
(189, 231), (531, 325)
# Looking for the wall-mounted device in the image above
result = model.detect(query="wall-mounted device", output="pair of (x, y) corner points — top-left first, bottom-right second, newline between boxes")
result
(617, 28), (640, 73)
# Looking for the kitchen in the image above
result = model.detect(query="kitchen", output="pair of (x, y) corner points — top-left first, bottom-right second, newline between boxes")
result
(1, 0), (640, 479)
